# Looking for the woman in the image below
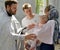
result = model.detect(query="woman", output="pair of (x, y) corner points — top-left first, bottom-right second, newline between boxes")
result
(25, 15), (55, 50)
(44, 5), (59, 44)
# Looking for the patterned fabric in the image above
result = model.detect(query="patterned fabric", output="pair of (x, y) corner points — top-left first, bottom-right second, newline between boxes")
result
(53, 19), (59, 44)
(48, 5), (59, 43)
(49, 7), (59, 20)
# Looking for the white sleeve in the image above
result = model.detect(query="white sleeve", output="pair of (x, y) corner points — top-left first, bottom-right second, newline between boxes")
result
(22, 19), (26, 27)
(36, 20), (55, 37)
(9, 18), (25, 40)
(50, 20), (55, 36)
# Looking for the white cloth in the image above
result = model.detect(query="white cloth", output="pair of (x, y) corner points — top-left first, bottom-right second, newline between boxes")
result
(22, 14), (40, 27)
(31, 20), (55, 44)
(10, 15), (25, 40)
(0, 9), (25, 50)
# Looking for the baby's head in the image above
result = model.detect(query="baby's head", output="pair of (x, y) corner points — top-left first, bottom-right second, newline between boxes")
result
(40, 15), (48, 24)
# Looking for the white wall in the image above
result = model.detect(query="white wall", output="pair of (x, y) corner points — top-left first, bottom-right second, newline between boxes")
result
(49, 0), (55, 6)
(0, 0), (4, 7)
(57, 0), (60, 24)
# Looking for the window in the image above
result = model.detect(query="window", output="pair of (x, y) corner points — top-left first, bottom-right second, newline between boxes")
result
(36, 0), (48, 15)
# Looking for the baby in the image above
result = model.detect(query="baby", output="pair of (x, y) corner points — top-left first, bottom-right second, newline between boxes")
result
(25, 15), (48, 50)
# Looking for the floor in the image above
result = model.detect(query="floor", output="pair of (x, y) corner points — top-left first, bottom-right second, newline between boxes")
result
(55, 44), (60, 50)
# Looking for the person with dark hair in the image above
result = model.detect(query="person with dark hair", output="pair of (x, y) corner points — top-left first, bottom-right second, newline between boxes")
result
(0, 0), (35, 50)
(44, 5), (59, 44)
(4, 0), (18, 16)
(0, 0), (20, 50)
